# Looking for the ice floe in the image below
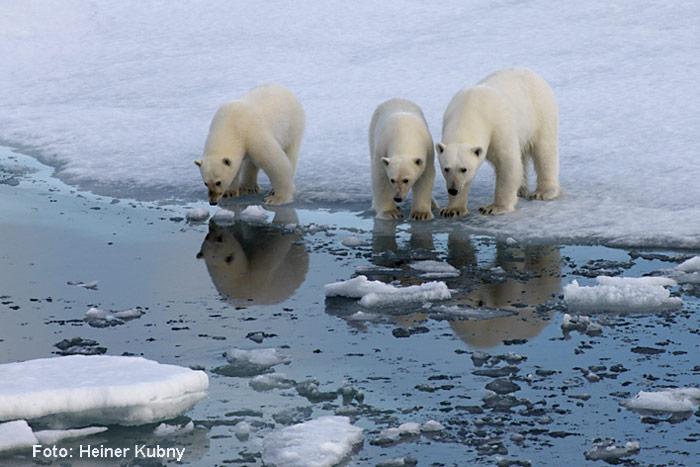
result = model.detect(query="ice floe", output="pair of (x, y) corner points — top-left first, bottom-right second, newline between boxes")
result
(239, 205), (269, 222)
(0, 356), (208, 426)
(340, 235), (365, 247)
(35, 426), (107, 444)
(153, 421), (194, 437)
(66, 280), (98, 290)
(0, 420), (107, 454)
(409, 260), (460, 278)
(249, 373), (296, 391)
(210, 209), (236, 225)
(624, 387), (700, 413)
(561, 313), (603, 336)
(185, 207), (209, 222)
(262, 415), (363, 467)
(325, 275), (451, 308)
(564, 276), (682, 312)
(584, 439), (640, 462)
(673, 255), (700, 284)
(215, 348), (291, 377)
(84, 306), (144, 327)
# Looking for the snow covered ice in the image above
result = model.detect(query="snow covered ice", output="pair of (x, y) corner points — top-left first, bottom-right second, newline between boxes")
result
(624, 388), (700, 413)
(225, 348), (290, 368)
(409, 260), (460, 278)
(239, 205), (269, 222)
(0, 420), (106, 453)
(584, 439), (640, 463)
(0, 355), (208, 426)
(325, 275), (451, 308)
(185, 207), (210, 222)
(564, 276), (682, 312)
(262, 416), (363, 467)
(1, 1), (699, 246)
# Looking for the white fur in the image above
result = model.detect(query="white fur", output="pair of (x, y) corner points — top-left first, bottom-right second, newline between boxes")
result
(436, 68), (559, 217)
(369, 98), (435, 220)
(195, 84), (305, 205)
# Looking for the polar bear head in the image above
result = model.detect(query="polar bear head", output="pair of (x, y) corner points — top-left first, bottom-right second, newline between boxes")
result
(435, 143), (484, 197)
(194, 156), (242, 205)
(381, 155), (426, 203)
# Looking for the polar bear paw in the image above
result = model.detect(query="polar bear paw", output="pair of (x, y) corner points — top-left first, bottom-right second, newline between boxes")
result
(222, 188), (240, 199)
(264, 193), (293, 205)
(440, 207), (468, 218)
(239, 184), (261, 195)
(517, 186), (529, 198)
(479, 204), (514, 215)
(410, 209), (434, 221)
(528, 187), (560, 201)
(378, 207), (403, 220)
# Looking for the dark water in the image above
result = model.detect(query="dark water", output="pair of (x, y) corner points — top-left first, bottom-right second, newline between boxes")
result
(1, 148), (699, 466)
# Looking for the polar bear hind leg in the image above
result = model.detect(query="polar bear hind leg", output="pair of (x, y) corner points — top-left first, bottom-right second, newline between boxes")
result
(529, 131), (560, 201)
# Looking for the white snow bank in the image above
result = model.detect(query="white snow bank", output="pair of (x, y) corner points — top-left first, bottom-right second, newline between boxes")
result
(564, 276), (682, 312)
(185, 208), (209, 222)
(262, 416), (363, 467)
(0, 420), (37, 453)
(624, 387), (700, 413)
(409, 260), (460, 278)
(225, 348), (290, 368)
(35, 426), (107, 444)
(0, 356), (208, 426)
(239, 205), (269, 222)
(325, 275), (450, 308)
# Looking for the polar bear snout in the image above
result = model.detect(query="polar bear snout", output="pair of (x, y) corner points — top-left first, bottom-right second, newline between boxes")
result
(393, 196), (403, 203)
(448, 188), (459, 196)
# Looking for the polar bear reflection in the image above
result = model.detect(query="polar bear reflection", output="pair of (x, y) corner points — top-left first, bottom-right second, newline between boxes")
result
(197, 207), (308, 305)
(367, 220), (561, 348)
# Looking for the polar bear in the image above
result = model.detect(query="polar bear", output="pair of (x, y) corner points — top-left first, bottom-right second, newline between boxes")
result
(195, 84), (305, 206)
(369, 98), (435, 220)
(436, 68), (559, 217)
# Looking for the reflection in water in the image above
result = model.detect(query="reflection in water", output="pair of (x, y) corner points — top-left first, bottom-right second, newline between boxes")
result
(197, 206), (309, 305)
(333, 221), (562, 348)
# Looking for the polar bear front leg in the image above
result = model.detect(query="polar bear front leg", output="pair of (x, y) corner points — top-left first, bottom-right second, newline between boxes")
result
(479, 154), (522, 215)
(252, 137), (295, 205)
(222, 171), (242, 199)
(239, 159), (261, 194)
(440, 188), (469, 218)
(410, 166), (434, 221)
(373, 176), (403, 220)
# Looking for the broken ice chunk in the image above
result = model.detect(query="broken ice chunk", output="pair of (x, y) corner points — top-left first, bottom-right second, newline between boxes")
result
(564, 276), (682, 312)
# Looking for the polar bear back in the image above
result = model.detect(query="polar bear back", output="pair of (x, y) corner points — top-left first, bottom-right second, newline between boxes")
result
(206, 84), (304, 156)
(443, 68), (557, 149)
(370, 98), (431, 158)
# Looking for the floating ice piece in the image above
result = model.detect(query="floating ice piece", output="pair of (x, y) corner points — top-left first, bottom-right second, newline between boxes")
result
(429, 305), (515, 321)
(262, 415), (363, 467)
(239, 205), (269, 222)
(0, 420), (37, 453)
(505, 237), (518, 246)
(420, 420), (444, 432)
(185, 208), (209, 222)
(0, 356), (209, 426)
(341, 235), (365, 247)
(225, 348), (290, 368)
(561, 313), (603, 336)
(409, 260), (460, 278)
(153, 421), (194, 437)
(67, 280), (98, 290)
(84, 306), (144, 327)
(210, 209), (236, 225)
(324, 275), (450, 308)
(564, 276), (682, 312)
(347, 311), (381, 321)
(624, 387), (700, 413)
(249, 373), (296, 391)
(585, 439), (640, 462)
(35, 426), (107, 444)
(677, 256), (700, 273)
(234, 421), (251, 440)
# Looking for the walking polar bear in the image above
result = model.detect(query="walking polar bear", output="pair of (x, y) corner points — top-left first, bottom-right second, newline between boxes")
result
(369, 99), (435, 220)
(437, 68), (560, 217)
(195, 84), (305, 206)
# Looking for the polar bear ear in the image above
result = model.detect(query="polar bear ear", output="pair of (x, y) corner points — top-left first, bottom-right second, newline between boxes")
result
(414, 158), (423, 166)
(436, 143), (446, 155)
(194, 159), (203, 167)
(473, 147), (483, 157)
(222, 158), (231, 166)
(381, 157), (391, 166)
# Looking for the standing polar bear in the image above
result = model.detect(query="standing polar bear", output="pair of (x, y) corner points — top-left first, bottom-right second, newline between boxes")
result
(370, 98), (435, 220)
(437, 68), (559, 217)
(195, 84), (305, 206)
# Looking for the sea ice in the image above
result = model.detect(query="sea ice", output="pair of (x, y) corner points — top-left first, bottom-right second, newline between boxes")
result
(584, 439), (640, 462)
(624, 387), (700, 413)
(564, 276), (682, 312)
(0, 356), (209, 426)
(249, 373), (297, 391)
(409, 260), (460, 278)
(210, 209), (236, 225)
(677, 256), (700, 273)
(341, 235), (365, 247)
(420, 420), (445, 432)
(67, 280), (98, 290)
(325, 275), (451, 308)
(239, 205), (269, 222)
(34, 426), (107, 444)
(262, 415), (363, 467)
(0, 420), (37, 454)
(185, 207), (209, 222)
(153, 421), (194, 437)
(84, 306), (144, 327)
(225, 348), (290, 368)
(673, 256), (700, 284)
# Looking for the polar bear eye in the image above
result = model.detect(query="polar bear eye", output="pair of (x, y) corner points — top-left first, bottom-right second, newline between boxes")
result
(444, 168), (450, 173)
(460, 168), (468, 173)
(402, 178), (409, 184)
(390, 178), (395, 183)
